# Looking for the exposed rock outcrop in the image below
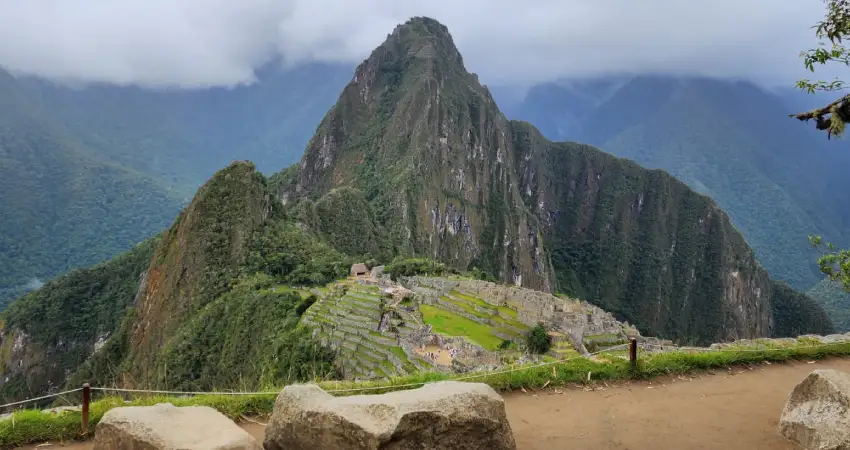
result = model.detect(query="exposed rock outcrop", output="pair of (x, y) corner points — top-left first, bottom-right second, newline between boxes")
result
(94, 403), (261, 450)
(779, 369), (850, 450)
(263, 381), (516, 450)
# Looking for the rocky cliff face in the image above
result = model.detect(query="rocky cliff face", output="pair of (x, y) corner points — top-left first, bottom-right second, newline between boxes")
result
(510, 123), (774, 342)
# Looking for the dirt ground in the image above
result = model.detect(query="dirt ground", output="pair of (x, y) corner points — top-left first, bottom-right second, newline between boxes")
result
(414, 344), (453, 366)
(20, 357), (850, 450)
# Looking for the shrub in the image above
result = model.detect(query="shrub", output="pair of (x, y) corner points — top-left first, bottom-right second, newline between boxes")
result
(469, 266), (497, 283)
(385, 258), (447, 281)
(527, 324), (551, 354)
(295, 294), (318, 316)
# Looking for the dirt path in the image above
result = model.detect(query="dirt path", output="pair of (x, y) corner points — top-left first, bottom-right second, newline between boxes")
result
(20, 358), (850, 449)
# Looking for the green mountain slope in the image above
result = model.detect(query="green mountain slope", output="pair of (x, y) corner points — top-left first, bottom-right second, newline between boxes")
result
(0, 238), (159, 400)
(0, 69), (182, 308)
(0, 162), (347, 400)
(0, 63), (350, 307)
(808, 279), (850, 332)
(499, 77), (850, 291)
(18, 62), (351, 186)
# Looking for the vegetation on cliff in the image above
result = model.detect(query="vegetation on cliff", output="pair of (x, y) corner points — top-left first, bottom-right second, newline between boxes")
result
(0, 67), (182, 309)
(808, 278), (850, 332)
(0, 237), (159, 402)
(312, 187), (393, 260)
(499, 76), (850, 293)
(0, 162), (350, 398)
(152, 274), (337, 391)
(770, 280), (834, 337)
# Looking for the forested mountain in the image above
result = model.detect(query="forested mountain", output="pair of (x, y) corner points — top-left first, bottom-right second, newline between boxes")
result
(496, 78), (850, 292)
(16, 62), (351, 185)
(0, 63), (350, 307)
(0, 18), (833, 403)
(808, 279), (850, 332)
(0, 68), (182, 306)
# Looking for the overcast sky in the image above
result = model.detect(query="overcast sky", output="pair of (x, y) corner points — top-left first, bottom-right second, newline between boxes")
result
(0, 0), (839, 88)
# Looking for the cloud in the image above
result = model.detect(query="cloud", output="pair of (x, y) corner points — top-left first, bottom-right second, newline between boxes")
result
(0, 0), (837, 88)
(24, 278), (44, 291)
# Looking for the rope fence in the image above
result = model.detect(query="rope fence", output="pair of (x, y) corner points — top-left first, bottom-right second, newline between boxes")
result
(0, 388), (83, 410)
(1, 338), (848, 436)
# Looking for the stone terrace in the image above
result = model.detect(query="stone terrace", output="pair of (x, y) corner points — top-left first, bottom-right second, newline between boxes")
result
(300, 281), (437, 380)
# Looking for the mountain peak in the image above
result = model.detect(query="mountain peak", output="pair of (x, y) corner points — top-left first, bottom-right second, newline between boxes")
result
(356, 16), (466, 82)
(386, 17), (457, 53)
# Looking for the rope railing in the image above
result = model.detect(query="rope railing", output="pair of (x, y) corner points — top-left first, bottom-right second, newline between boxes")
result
(2, 338), (849, 436)
(0, 387), (83, 410)
(89, 387), (281, 396)
(321, 343), (631, 394)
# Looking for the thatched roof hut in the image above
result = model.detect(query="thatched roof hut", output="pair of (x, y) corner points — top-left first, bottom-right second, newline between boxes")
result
(350, 263), (368, 277)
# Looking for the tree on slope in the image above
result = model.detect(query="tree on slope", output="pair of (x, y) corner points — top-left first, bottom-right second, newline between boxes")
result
(794, 1), (850, 290)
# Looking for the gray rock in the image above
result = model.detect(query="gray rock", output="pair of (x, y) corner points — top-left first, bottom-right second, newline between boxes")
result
(93, 402), (261, 450)
(263, 381), (516, 450)
(779, 369), (850, 450)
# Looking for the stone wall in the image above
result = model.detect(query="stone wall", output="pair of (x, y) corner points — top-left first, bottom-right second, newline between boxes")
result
(636, 332), (850, 354)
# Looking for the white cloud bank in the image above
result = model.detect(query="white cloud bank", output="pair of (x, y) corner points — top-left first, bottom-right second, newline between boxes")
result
(0, 0), (838, 88)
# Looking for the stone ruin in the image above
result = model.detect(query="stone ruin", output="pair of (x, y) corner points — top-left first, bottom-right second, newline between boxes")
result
(382, 285), (415, 305)
(398, 276), (639, 356)
(301, 274), (662, 380)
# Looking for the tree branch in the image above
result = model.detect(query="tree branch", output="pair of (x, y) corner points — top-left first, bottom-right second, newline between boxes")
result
(789, 93), (850, 121)
(789, 93), (850, 138)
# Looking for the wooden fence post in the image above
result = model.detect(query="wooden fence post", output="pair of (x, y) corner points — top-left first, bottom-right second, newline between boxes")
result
(629, 339), (638, 371)
(81, 383), (91, 436)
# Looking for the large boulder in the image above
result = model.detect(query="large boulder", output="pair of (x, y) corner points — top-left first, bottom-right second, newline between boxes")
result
(779, 369), (850, 449)
(263, 381), (516, 450)
(93, 403), (262, 450)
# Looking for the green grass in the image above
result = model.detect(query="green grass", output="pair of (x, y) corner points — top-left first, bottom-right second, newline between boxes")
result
(390, 347), (408, 360)
(450, 291), (490, 307)
(445, 292), (526, 330)
(497, 306), (518, 319)
(266, 285), (312, 299)
(585, 333), (622, 341)
(4, 341), (850, 448)
(419, 305), (504, 350)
